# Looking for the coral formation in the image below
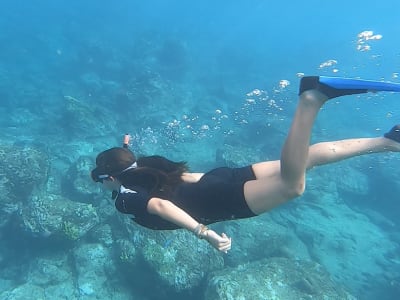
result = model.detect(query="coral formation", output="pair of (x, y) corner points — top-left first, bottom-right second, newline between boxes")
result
(139, 229), (224, 291)
(20, 192), (99, 240)
(205, 257), (356, 299)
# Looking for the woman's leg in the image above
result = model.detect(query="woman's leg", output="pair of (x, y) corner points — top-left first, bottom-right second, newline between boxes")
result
(243, 75), (400, 215)
(244, 89), (328, 214)
(253, 136), (400, 180)
(307, 137), (400, 168)
(244, 92), (400, 214)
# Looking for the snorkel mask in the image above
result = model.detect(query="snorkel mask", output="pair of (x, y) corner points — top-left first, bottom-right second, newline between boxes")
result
(91, 134), (137, 183)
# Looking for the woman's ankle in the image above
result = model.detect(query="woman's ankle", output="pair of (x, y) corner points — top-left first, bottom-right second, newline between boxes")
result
(299, 89), (328, 107)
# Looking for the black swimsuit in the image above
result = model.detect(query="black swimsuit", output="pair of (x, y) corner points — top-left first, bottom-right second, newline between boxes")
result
(114, 166), (257, 230)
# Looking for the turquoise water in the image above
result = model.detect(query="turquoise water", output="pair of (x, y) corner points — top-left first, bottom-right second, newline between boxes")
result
(0, 1), (399, 299)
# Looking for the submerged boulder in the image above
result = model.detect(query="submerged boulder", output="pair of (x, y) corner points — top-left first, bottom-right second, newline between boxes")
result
(0, 145), (49, 198)
(221, 216), (310, 267)
(64, 155), (99, 202)
(140, 230), (224, 292)
(26, 253), (77, 299)
(205, 257), (356, 300)
(120, 219), (224, 292)
(0, 283), (46, 300)
(0, 145), (49, 229)
(73, 243), (115, 299)
(20, 192), (99, 240)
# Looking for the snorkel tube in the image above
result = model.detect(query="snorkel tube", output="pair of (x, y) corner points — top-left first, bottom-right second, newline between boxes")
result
(123, 133), (130, 149)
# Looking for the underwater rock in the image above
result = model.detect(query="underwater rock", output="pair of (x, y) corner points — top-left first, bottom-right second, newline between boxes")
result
(28, 254), (71, 286)
(0, 242), (131, 299)
(0, 145), (49, 229)
(89, 223), (115, 247)
(62, 95), (96, 135)
(205, 257), (356, 300)
(61, 95), (115, 137)
(73, 243), (121, 299)
(20, 192), (99, 240)
(330, 165), (369, 196)
(115, 238), (137, 265)
(64, 155), (99, 202)
(282, 182), (398, 297)
(0, 278), (13, 295)
(137, 228), (224, 292)
(0, 283), (46, 300)
(306, 163), (369, 197)
(26, 253), (77, 299)
(222, 215), (310, 266)
(0, 145), (49, 198)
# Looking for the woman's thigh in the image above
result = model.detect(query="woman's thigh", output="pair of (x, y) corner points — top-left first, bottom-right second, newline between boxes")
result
(251, 160), (281, 179)
(245, 160), (292, 214)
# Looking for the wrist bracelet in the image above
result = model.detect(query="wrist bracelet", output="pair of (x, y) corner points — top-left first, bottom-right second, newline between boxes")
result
(194, 223), (209, 239)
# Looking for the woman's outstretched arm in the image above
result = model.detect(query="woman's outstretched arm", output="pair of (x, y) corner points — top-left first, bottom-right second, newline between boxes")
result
(147, 197), (231, 252)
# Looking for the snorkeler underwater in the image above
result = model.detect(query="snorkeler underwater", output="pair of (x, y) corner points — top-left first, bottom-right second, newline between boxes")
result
(1, 1), (400, 299)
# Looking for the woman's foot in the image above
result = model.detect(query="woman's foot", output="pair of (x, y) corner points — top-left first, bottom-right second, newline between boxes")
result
(384, 124), (400, 142)
(299, 76), (400, 99)
(299, 76), (368, 99)
(384, 124), (400, 151)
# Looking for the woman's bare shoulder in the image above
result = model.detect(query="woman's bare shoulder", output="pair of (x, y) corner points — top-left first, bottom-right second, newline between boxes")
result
(181, 172), (204, 183)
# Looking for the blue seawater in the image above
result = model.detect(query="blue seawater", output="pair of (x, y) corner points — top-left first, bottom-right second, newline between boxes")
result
(0, 0), (399, 299)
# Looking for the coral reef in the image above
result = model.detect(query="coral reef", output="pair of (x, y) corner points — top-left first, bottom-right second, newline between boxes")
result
(20, 192), (99, 240)
(0, 253), (77, 300)
(0, 145), (49, 230)
(222, 215), (310, 267)
(127, 224), (224, 291)
(64, 155), (99, 202)
(73, 243), (115, 299)
(279, 166), (400, 296)
(0, 145), (49, 198)
(205, 257), (356, 300)
(61, 94), (115, 138)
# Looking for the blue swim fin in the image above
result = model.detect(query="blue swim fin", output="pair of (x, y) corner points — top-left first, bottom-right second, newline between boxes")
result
(299, 76), (400, 99)
(384, 124), (400, 142)
(320, 76), (400, 92)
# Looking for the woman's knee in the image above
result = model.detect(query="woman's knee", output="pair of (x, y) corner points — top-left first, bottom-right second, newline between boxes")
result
(283, 180), (306, 199)
(299, 90), (328, 107)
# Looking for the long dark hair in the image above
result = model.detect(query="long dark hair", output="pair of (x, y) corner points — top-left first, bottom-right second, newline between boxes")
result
(116, 155), (188, 198)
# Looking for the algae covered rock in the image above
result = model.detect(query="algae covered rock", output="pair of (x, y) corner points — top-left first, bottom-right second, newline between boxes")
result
(288, 191), (398, 297)
(0, 145), (49, 197)
(64, 155), (99, 201)
(205, 257), (356, 300)
(20, 192), (99, 240)
(0, 283), (46, 300)
(61, 95), (115, 137)
(223, 216), (310, 266)
(115, 238), (137, 265)
(324, 164), (369, 196)
(90, 223), (115, 247)
(26, 253), (77, 299)
(0, 145), (49, 229)
(72, 243), (124, 299)
(28, 254), (71, 286)
(140, 229), (224, 291)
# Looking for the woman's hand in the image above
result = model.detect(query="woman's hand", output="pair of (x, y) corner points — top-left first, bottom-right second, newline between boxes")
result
(147, 199), (232, 253)
(203, 229), (232, 253)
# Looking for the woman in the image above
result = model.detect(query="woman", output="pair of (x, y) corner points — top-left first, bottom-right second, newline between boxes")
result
(91, 76), (400, 253)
